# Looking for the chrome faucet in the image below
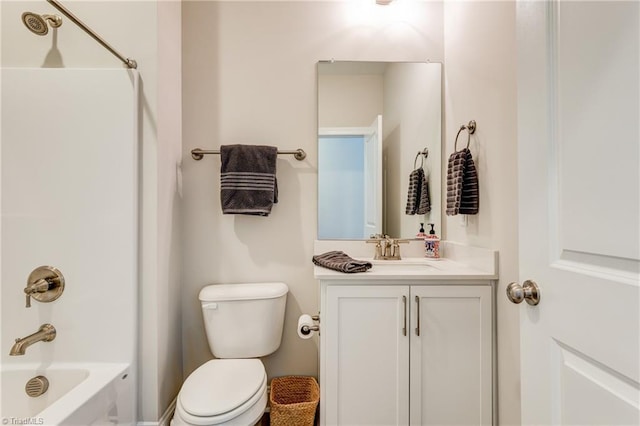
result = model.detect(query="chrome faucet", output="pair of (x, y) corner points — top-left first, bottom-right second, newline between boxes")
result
(9, 324), (56, 356)
(367, 235), (409, 260)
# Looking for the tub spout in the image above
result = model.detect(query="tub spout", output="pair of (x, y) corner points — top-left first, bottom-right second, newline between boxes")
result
(9, 324), (56, 356)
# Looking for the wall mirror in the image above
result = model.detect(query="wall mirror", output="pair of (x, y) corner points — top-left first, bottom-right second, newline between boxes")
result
(317, 61), (442, 240)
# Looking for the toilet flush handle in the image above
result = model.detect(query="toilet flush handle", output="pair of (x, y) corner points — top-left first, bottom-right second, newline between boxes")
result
(202, 303), (218, 310)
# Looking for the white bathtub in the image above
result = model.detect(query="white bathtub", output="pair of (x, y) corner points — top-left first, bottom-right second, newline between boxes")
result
(0, 363), (132, 426)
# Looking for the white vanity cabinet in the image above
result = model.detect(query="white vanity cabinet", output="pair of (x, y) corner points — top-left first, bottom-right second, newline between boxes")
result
(409, 284), (492, 426)
(318, 279), (494, 426)
(322, 284), (410, 425)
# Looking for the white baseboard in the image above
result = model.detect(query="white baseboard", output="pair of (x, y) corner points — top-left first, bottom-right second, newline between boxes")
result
(158, 398), (177, 426)
(137, 397), (176, 426)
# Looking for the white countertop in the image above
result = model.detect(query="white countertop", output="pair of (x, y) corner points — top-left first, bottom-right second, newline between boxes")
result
(313, 241), (498, 281)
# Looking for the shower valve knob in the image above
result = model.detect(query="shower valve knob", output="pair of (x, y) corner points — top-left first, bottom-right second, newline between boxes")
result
(23, 266), (65, 308)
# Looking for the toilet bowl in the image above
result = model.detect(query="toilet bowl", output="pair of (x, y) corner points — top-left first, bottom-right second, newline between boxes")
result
(171, 282), (288, 426)
(172, 359), (267, 426)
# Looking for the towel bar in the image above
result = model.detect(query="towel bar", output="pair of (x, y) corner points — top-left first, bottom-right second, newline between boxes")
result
(191, 148), (307, 161)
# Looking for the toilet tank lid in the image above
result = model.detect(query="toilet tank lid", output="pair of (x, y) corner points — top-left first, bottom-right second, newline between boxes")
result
(199, 282), (288, 302)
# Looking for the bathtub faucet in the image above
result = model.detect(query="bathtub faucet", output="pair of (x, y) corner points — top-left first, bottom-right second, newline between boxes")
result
(9, 323), (56, 356)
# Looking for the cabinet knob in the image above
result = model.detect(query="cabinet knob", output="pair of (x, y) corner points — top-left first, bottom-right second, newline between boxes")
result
(506, 280), (540, 306)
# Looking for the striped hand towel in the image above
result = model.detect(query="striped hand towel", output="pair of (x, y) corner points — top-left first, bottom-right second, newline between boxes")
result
(312, 251), (372, 273)
(405, 168), (431, 215)
(446, 148), (479, 215)
(220, 144), (278, 216)
(416, 169), (431, 215)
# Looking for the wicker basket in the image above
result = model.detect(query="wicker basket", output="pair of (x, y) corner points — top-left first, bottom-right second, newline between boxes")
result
(269, 376), (319, 426)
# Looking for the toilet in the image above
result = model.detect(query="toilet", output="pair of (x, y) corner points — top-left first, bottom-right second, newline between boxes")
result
(172, 282), (289, 426)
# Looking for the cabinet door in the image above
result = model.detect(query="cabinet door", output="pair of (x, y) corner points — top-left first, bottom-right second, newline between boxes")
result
(324, 285), (410, 425)
(410, 285), (492, 426)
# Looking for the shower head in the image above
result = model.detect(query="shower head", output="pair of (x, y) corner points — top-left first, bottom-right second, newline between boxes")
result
(21, 12), (62, 36)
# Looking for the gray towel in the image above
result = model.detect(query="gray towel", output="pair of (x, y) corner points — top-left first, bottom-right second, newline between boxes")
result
(312, 251), (372, 273)
(220, 144), (278, 216)
(446, 148), (479, 215)
(417, 172), (431, 215)
(406, 168), (431, 215)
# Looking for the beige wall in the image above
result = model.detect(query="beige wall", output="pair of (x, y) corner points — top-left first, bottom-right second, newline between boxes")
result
(1, 1), (183, 422)
(181, 0), (444, 379)
(318, 74), (383, 128)
(384, 63), (442, 238)
(443, 2), (520, 425)
(156, 1), (184, 422)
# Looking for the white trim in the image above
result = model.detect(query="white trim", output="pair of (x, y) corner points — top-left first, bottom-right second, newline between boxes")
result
(159, 398), (177, 426)
(318, 126), (371, 136)
(137, 397), (176, 426)
(265, 384), (271, 412)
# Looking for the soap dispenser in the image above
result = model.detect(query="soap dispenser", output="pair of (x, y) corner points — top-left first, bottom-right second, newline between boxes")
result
(424, 223), (440, 259)
(416, 223), (427, 238)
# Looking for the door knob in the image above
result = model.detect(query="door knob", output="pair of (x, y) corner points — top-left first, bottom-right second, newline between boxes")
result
(506, 280), (540, 306)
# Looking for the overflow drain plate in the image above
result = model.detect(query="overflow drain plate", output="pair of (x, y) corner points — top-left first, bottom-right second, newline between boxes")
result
(25, 375), (49, 397)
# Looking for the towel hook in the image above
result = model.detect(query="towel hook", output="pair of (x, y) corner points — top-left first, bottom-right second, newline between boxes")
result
(454, 120), (477, 152)
(413, 148), (429, 169)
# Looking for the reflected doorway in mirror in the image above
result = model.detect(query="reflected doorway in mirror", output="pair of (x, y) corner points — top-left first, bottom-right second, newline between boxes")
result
(318, 115), (382, 239)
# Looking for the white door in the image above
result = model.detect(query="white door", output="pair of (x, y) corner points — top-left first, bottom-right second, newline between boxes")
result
(323, 285), (409, 425)
(409, 285), (492, 426)
(517, 2), (639, 425)
(364, 115), (383, 237)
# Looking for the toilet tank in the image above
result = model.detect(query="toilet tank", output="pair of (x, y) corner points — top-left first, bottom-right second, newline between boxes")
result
(199, 282), (288, 359)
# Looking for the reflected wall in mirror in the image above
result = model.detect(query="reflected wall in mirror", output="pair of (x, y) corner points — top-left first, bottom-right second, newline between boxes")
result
(317, 61), (442, 240)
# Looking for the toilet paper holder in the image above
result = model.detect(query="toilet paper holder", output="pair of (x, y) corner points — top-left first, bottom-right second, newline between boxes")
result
(300, 314), (320, 336)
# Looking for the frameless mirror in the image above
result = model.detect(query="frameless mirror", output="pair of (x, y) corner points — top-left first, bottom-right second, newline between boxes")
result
(317, 61), (442, 240)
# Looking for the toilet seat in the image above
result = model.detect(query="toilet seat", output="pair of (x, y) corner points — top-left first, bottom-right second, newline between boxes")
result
(174, 359), (267, 426)
(174, 379), (267, 426)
